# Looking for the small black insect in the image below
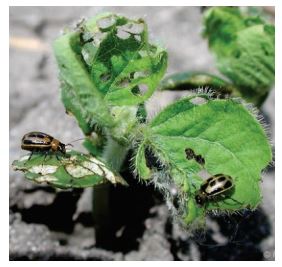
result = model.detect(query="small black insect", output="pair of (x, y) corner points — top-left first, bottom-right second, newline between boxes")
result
(195, 155), (205, 165)
(21, 132), (70, 161)
(195, 174), (234, 206)
(185, 148), (196, 160)
(185, 148), (205, 165)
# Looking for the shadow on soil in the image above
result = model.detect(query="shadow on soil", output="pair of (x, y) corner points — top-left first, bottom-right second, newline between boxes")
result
(10, 154), (272, 260)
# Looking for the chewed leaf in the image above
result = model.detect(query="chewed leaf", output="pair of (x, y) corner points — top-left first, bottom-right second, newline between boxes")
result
(53, 31), (115, 129)
(61, 82), (93, 135)
(12, 151), (128, 189)
(80, 13), (167, 105)
(53, 13), (167, 145)
(142, 94), (272, 223)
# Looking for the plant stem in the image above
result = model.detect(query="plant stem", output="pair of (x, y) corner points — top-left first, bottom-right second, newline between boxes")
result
(92, 136), (129, 249)
(102, 137), (129, 172)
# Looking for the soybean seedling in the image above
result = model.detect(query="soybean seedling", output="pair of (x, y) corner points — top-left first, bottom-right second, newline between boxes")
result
(13, 9), (273, 231)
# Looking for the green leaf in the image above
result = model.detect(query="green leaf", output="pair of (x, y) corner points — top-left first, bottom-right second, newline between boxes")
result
(53, 13), (167, 144)
(139, 94), (271, 223)
(53, 31), (115, 129)
(81, 13), (168, 105)
(12, 151), (128, 189)
(203, 7), (275, 104)
(61, 82), (93, 135)
(135, 143), (151, 180)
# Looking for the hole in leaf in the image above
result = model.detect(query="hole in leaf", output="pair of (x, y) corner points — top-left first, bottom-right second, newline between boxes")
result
(116, 28), (131, 39)
(190, 97), (208, 105)
(100, 73), (111, 82)
(131, 86), (140, 96)
(134, 35), (141, 42)
(139, 84), (148, 95)
(81, 43), (97, 66)
(97, 16), (116, 30)
(117, 77), (130, 87)
(81, 31), (94, 43)
(118, 22), (144, 35)
(129, 72), (135, 79)
(126, 22), (144, 34)
(92, 32), (106, 46)
(134, 71), (149, 79)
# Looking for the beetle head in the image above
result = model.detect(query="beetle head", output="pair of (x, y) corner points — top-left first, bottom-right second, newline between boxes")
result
(59, 143), (66, 154)
(195, 191), (206, 206)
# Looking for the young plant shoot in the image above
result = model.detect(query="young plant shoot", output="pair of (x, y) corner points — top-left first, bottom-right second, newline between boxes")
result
(13, 10), (273, 228)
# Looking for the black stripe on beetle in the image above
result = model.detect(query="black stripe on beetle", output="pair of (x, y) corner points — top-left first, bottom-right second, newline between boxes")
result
(195, 174), (234, 206)
(21, 132), (67, 161)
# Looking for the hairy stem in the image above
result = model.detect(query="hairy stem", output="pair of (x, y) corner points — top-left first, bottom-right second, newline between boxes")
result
(92, 136), (129, 248)
(102, 137), (129, 172)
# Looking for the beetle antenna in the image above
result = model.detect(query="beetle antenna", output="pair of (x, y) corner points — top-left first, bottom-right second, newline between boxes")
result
(67, 137), (85, 144)
(65, 143), (74, 147)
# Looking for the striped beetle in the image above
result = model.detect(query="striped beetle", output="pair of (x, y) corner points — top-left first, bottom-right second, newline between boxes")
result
(21, 132), (71, 161)
(195, 174), (234, 206)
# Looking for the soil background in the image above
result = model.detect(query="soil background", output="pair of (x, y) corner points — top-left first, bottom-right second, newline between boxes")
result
(9, 6), (275, 260)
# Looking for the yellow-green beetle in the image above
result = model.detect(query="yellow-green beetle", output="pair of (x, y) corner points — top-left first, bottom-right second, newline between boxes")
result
(195, 174), (234, 206)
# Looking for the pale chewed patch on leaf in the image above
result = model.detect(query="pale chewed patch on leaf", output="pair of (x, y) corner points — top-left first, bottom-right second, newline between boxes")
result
(29, 165), (58, 175)
(35, 175), (58, 183)
(65, 164), (93, 178)
(82, 161), (104, 177)
(66, 154), (127, 185)
(97, 15), (116, 30)
(77, 13), (168, 106)
(88, 156), (106, 166)
(12, 151), (128, 188)
(83, 156), (128, 185)
(19, 155), (30, 162)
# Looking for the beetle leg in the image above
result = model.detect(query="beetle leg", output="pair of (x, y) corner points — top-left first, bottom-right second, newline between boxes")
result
(212, 199), (221, 210)
(56, 153), (61, 161)
(24, 151), (34, 165)
(28, 151), (33, 161)
(229, 197), (243, 205)
(40, 151), (48, 169)
(43, 151), (49, 162)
